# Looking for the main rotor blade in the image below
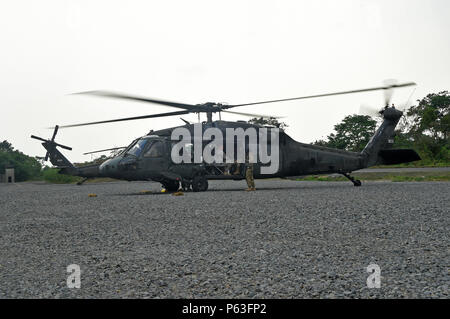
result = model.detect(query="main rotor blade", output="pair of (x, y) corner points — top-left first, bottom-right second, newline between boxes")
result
(57, 110), (191, 128)
(83, 147), (126, 155)
(222, 110), (283, 119)
(400, 87), (417, 112)
(73, 91), (198, 111)
(224, 82), (417, 108)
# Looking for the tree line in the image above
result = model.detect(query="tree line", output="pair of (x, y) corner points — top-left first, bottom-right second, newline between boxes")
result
(0, 141), (42, 181)
(1, 91), (448, 182)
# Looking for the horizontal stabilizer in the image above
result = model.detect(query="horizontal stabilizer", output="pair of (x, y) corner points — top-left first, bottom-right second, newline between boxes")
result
(378, 149), (421, 165)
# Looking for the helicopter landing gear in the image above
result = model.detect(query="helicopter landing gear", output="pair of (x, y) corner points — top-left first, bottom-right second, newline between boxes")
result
(192, 174), (208, 192)
(161, 180), (180, 192)
(181, 181), (191, 192)
(341, 172), (362, 187)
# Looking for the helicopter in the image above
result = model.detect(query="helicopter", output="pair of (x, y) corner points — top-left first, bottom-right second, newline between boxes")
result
(31, 82), (421, 191)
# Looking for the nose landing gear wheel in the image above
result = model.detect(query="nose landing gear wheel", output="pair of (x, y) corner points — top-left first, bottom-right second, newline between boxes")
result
(192, 175), (208, 192)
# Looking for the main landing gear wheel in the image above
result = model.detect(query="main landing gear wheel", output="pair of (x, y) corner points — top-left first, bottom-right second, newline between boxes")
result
(192, 175), (208, 192)
(181, 181), (191, 191)
(162, 180), (179, 192)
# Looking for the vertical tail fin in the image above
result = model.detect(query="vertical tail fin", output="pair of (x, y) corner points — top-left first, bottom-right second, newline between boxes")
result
(361, 107), (403, 167)
(31, 126), (76, 173)
(40, 143), (75, 169)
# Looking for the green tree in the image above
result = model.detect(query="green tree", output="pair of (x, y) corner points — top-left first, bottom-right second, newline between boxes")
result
(0, 140), (42, 181)
(0, 140), (13, 152)
(406, 91), (449, 141)
(313, 115), (377, 152)
(248, 117), (288, 129)
(404, 91), (449, 162)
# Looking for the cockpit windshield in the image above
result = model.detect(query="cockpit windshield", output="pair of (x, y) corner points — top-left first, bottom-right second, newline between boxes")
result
(126, 139), (148, 157)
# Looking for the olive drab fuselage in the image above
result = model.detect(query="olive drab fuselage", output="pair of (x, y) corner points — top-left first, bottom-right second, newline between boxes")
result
(37, 107), (421, 191)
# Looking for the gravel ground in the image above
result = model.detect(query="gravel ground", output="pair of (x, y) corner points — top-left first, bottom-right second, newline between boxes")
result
(0, 180), (448, 299)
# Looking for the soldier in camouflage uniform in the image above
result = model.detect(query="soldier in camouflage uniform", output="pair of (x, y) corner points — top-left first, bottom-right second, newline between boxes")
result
(245, 152), (256, 191)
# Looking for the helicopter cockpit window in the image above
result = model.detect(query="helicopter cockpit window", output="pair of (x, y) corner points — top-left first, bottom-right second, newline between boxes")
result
(126, 139), (148, 157)
(144, 140), (164, 158)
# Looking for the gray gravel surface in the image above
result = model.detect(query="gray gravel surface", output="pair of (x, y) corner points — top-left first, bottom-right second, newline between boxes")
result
(0, 180), (448, 298)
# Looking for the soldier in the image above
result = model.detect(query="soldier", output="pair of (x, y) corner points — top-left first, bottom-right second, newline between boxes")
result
(245, 152), (256, 191)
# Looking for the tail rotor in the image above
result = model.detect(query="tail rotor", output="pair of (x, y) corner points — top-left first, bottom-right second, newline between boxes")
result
(31, 125), (72, 162)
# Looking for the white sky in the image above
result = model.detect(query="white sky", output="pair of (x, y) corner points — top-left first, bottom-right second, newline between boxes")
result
(1, 0), (449, 162)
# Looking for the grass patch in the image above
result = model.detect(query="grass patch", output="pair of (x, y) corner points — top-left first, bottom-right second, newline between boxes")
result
(84, 178), (119, 183)
(296, 171), (450, 182)
(41, 170), (119, 184)
(299, 175), (348, 182)
(372, 161), (450, 169)
(42, 168), (83, 184)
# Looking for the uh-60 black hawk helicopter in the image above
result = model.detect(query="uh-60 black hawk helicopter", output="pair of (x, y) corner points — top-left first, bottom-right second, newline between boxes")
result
(31, 81), (421, 192)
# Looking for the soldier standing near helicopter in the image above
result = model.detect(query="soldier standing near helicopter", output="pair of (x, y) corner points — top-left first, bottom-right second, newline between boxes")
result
(245, 152), (256, 191)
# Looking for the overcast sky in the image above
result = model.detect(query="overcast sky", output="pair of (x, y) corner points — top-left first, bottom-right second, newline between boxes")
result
(1, 0), (449, 162)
